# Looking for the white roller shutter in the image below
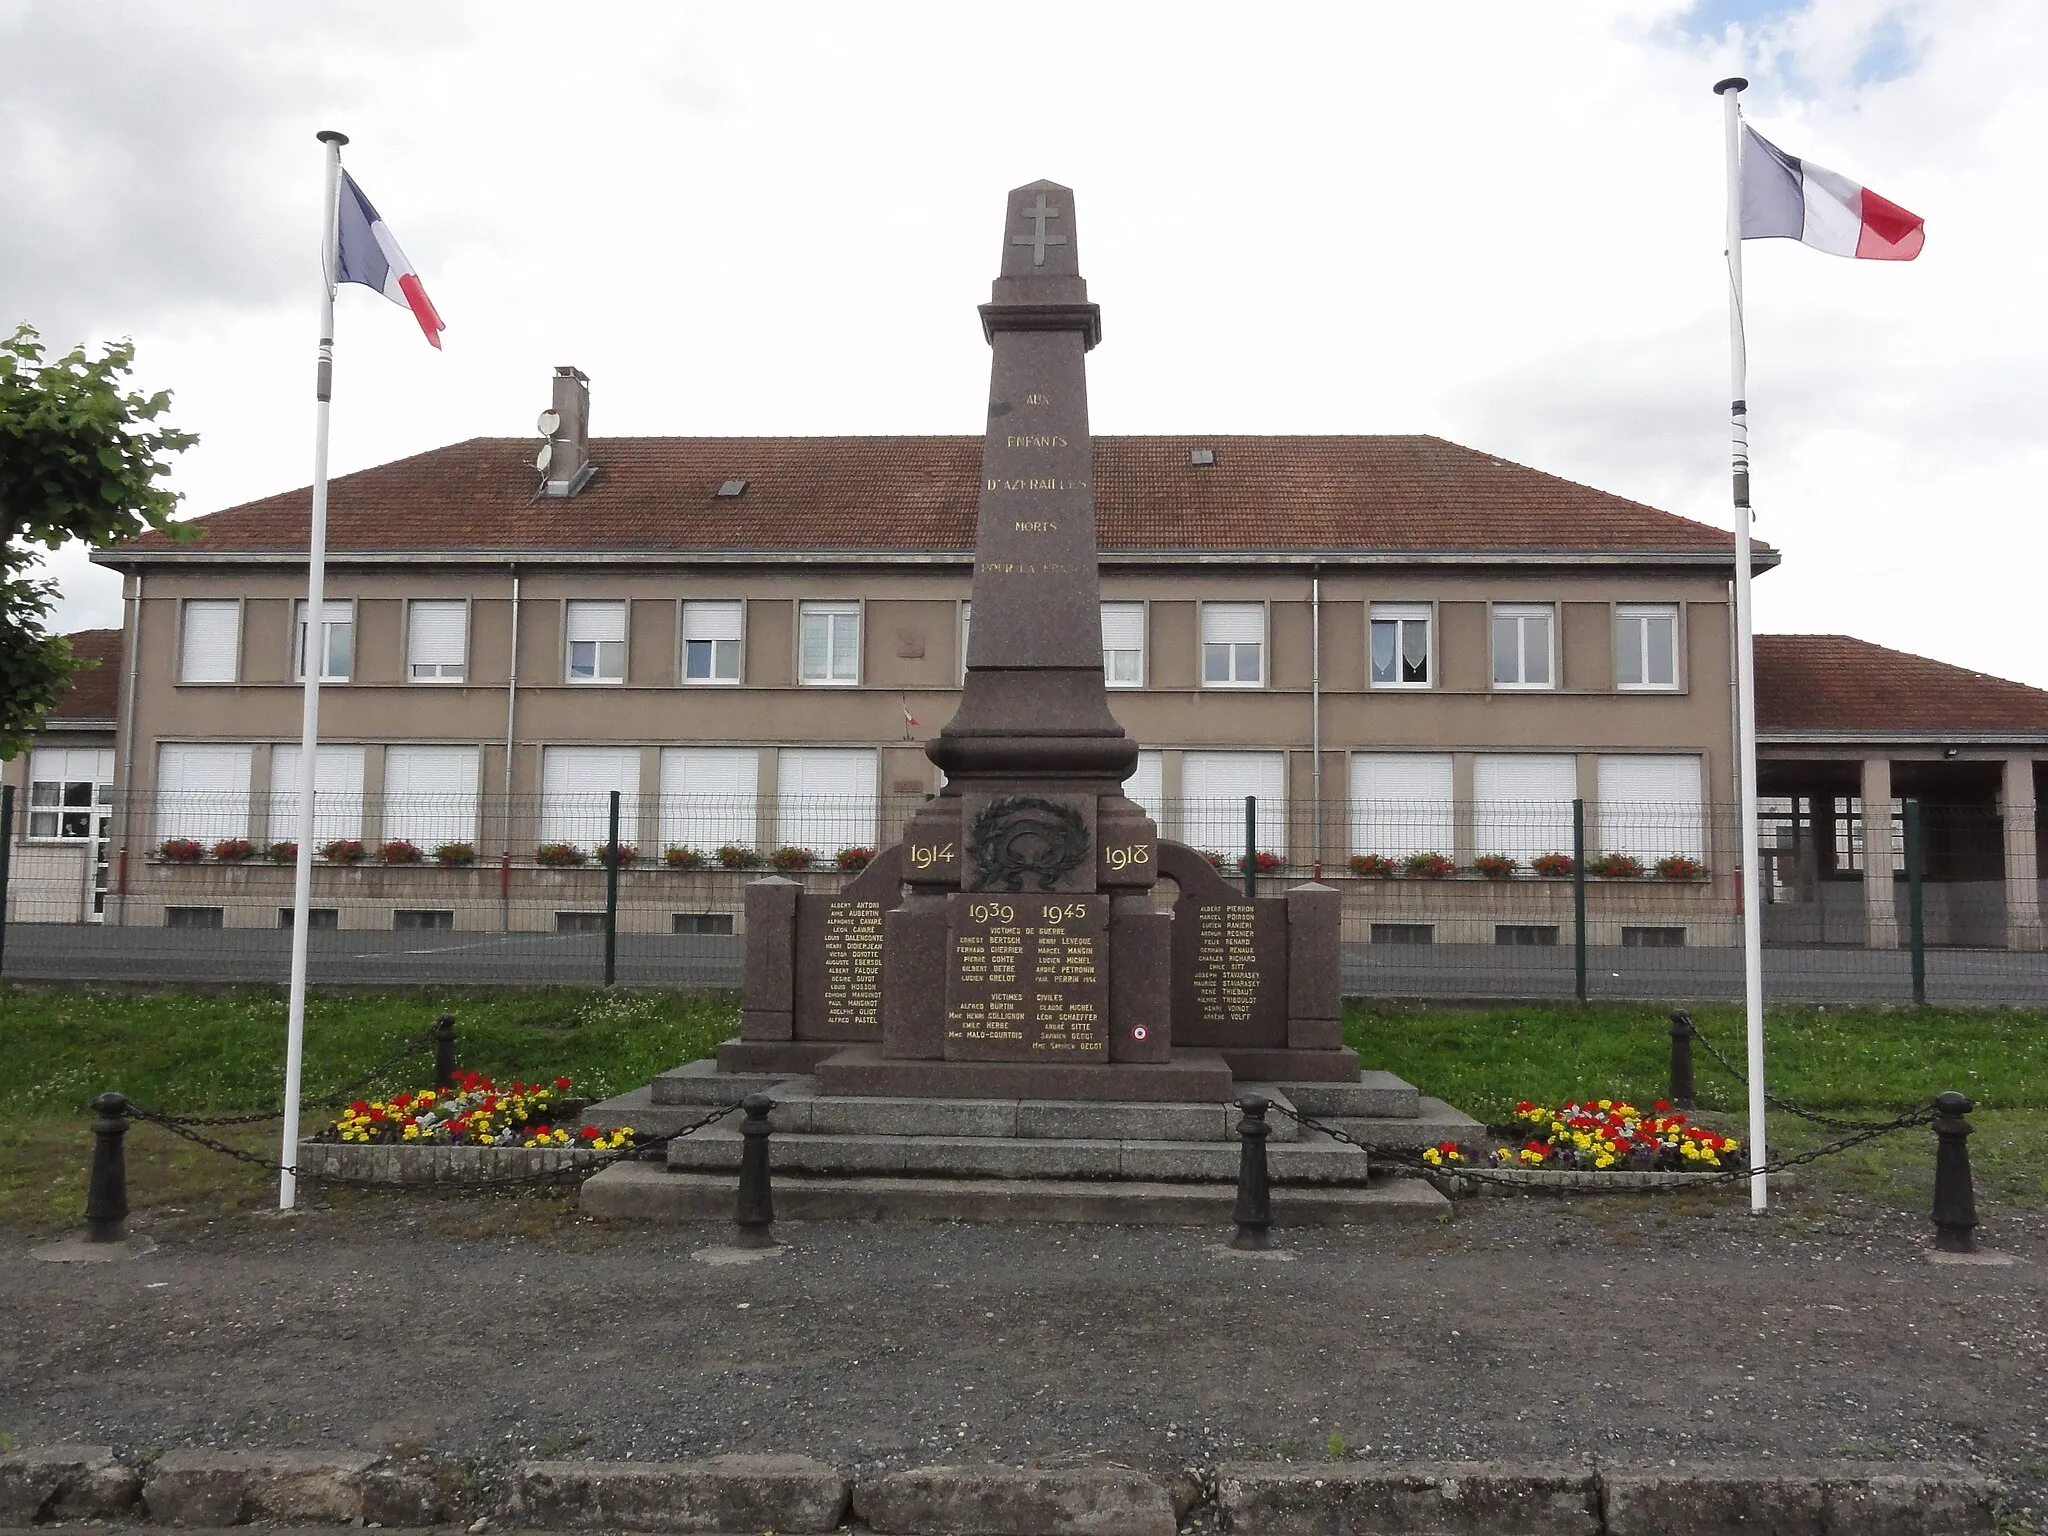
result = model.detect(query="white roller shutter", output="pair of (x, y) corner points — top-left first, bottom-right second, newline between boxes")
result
(540, 746), (641, 847)
(155, 743), (253, 842)
(661, 747), (760, 852)
(1350, 753), (1454, 858)
(565, 602), (626, 643)
(777, 748), (876, 852)
(681, 601), (743, 642)
(407, 602), (468, 679)
(180, 601), (240, 683)
(1123, 750), (1164, 826)
(1180, 750), (1286, 857)
(1200, 603), (1264, 644)
(1472, 754), (1577, 863)
(1597, 754), (1704, 862)
(269, 744), (367, 844)
(383, 746), (479, 848)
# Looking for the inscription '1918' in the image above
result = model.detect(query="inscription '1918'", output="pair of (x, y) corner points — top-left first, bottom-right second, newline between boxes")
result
(1104, 844), (1151, 872)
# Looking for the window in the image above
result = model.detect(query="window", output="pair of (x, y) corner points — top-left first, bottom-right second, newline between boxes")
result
(394, 909), (455, 931)
(565, 601), (626, 683)
(1123, 749), (1164, 826)
(1496, 924), (1559, 947)
(682, 600), (743, 683)
(554, 911), (606, 933)
(958, 602), (971, 683)
(659, 747), (759, 854)
(1491, 604), (1554, 689)
(1596, 755), (1705, 863)
(27, 748), (113, 839)
(165, 906), (224, 929)
(1179, 750), (1285, 857)
(1372, 923), (1435, 945)
(1101, 602), (1145, 688)
(1369, 603), (1431, 688)
(1351, 753), (1453, 859)
(383, 745), (480, 849)
(294, 600), (353, 682)
(407, 600), (467, 681)
(180, 600), (239, 683)
(155, 743), (253, 843)
(777, 747), (876, 851)
(1200, 603), (1264, 687)
(1472, 754), (1576, 863)
(540, 746), (641, 847)
(278, 907), (339, 930)
(1615, 604), (1679, 690)
(1623, 926), (1686, 948)
(673, 912), (736, 935)
(268, 744), (367, 844)
(799, 602), (860, 685)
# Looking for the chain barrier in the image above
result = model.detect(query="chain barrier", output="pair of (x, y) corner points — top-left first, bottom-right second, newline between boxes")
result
(126, 1025), (440, 1129)
(1266, 1099), (1937, 1198)
(1685, 1021), (1931, 1133)
(126, 1097), (740, 1191)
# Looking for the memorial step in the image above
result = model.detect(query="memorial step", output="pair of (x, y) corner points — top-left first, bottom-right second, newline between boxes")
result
(1314, 1098), (1491, 1152)
(650, 1059), (807, 1106)
(582, 1163), (1450, 1226)
(663, 1124), (1368, 1184)
(1274, 1071), (1423, 1120)
(812, 1044), (1237, 1103)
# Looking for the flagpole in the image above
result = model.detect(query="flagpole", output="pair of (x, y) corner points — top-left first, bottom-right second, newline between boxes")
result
(280, 128), (348, 1211)
(1715, 77), (1769, 1213)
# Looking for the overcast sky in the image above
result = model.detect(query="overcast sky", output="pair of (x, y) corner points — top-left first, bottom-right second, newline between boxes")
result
(7, 0), (2044, 684)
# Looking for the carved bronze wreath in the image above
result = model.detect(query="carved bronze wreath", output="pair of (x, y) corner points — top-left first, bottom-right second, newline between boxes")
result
(968, 796), (1091, 891)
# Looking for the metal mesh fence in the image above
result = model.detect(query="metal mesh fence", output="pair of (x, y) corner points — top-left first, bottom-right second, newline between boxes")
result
(3, 792), (2041, 1002)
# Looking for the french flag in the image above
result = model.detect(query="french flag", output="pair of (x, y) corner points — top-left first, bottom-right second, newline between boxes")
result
(335, 171), (445, 347)
(1740, 125), (1924, 261)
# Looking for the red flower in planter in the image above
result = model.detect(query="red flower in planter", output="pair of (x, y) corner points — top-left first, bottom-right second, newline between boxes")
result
(1405, 852), (1454, 879)
(835, 846), (876, 872)
(1654, 854), (1706, 880)
(1472, 853), (1519, 880)
(379, 839), (423, 865)
(319, 839), (366, 865)
(211, 838), (254, 863)
(1589, 852), (1644, 878)
(1530, 852), (1575, 878)
(1349, 853), (1398, 879)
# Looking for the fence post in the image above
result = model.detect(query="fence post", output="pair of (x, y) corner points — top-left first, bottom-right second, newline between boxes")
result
(604, 789), (621, 987)
(1230, 1095), (1273, 1250)
(1667, 1010), (1696, 1110)
(433, 1013), (457, 1092)
(733, 1093), (777, 1247)
(1930, 1090), (1978, 1253)
(1243, 795), (1257, 899)
(86, 1092), (131, 1243)
(1572, 797), (1587, 1003)
(0, 782), (15, 975)
(1904, 797), (1926, 1005)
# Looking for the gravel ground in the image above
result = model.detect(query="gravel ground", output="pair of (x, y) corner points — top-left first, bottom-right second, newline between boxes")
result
(4, 1189), (2043, 1528)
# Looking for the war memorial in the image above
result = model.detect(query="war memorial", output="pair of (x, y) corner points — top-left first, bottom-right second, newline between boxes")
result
(582, 182), (1477, 1219)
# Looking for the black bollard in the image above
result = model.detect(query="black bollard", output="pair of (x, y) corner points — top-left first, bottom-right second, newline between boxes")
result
(1668, 1011), (1697, 1111)
(733, 1094), (777, 1248)
(1931, 1091), (1979, 1254)
(433, 1014), (456, 1092)
(1231, 1095), (1273, 1251)
(85, 1093), (131, 1244)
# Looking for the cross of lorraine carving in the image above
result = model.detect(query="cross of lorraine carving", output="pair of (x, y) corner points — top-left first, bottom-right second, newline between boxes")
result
(1011, 192), (1067, 266)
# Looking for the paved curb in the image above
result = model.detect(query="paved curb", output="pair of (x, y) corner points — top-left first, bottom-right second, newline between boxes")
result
(295, 1142), (612, 1185)
(854, 1464), (1177, 1536)
(0, 1445), (142, 1524)
(140, 1451), (441, 1527)
(506, 1456), (846, 1531)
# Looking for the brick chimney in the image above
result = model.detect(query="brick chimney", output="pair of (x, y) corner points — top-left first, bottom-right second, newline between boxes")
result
(543, 366), (594, 496)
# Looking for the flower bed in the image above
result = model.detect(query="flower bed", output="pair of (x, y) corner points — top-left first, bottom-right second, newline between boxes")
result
(1498, 1097), (1741, 1172)
(316, 1069), (635, 1151)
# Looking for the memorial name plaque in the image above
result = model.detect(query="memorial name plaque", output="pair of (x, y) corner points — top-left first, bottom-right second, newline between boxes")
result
(792, 895), (886, 1041)
(1170, 896), (1288, 1049)
(946, 893), (1109, 1060)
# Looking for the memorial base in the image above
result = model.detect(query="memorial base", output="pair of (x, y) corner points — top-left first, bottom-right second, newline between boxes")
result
(717, 1040), (852, 1075)
(1214, 1047), (1363, 1084)
(813, 1044), (1235, 1103)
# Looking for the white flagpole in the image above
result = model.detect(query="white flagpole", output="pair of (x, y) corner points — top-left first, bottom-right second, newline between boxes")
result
(280, 128), (348, 1210)
(1715, 77), (1769, 1212)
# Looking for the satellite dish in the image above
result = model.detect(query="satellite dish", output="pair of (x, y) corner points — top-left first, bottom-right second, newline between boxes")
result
(534, 442), (554, 473)
(536, 409), (561, 436)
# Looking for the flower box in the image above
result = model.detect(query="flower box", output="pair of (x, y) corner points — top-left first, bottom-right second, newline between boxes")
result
(597, 843), (637, 870)
(1405, 852), (1455, 880)
(157, 838), (205, 864)
(665, 845), (707, 870)
(1237, 850), (1285, 875)
(1589, 853), (1644, 879)
(1472, 854), (1519, 881)
(319, 839), (366, 866)
(212, 838), (254, 863)
(434, 842), (476, 867)
(266, 840), (298, 865)
(535, 842), (586, 868)
(379, 839), (423, 865)
(1655, 855), (1706, 880)
(1530, 852), (1574, 878)
(1348, 853), (1398, 879)
(769, 845), (815, 871)
(714, 844), (761, 871)
(835, 846), (876, 872)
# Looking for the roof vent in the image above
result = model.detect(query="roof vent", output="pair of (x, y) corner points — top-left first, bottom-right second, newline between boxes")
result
(1188, 448), (1216, 466)
(716, 479), (748, 498)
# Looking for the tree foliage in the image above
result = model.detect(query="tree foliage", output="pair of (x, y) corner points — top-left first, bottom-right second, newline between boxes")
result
(0, 323), (197, 758)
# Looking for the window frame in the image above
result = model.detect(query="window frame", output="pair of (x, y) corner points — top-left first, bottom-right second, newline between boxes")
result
(797, 601), (862, 687)
(292, 598), (355, 684)
(1198, 601), (1267, 690)
(958, 601), (971, 685)
(564, 599), (628, 685)
(178, 598), (243, 685)
(1367, 601), (1434, 691)
(405, 598), (470, 683)
(1614, 603), (1681, 692)
(26, 747), (114, 842)
(1100, 601), (1146, 690)
(1489, 602), (1556, 691)
(680, 599), (745, 686)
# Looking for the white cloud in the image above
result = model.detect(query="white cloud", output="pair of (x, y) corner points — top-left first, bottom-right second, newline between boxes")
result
(15, 0), (2045, 685)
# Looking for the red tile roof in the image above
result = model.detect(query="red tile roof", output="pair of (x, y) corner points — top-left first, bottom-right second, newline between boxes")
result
(1756, 635), (2048, 736)
(50, 628), (122, 722)
(110, 435), (1753, 559)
